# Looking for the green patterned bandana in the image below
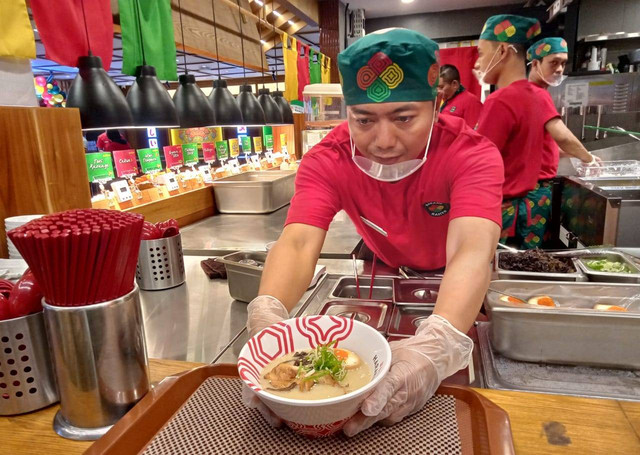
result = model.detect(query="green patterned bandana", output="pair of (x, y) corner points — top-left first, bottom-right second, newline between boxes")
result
(527, 37), (568, 61)
(479, 14), (541, 44)
(338, 28), (440, 105)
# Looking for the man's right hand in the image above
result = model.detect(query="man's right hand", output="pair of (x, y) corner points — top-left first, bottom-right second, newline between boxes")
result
(246, 295), (290, 337)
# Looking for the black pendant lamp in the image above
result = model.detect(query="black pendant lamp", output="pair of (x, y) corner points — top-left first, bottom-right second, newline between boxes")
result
(235, 0), (265, 125)
(66, 1), (133, 130)
(255, 6), (282, 125)
(272, 90), (294, 124)
(208, 0), (242, 124)
(258, 88), (283, 124)
(267, 9), (294, 124)
(172, 0), (214, 128)
(67, 55), (134, 130)
(127, 65), (179, 127)
(126, 0), (179, 128)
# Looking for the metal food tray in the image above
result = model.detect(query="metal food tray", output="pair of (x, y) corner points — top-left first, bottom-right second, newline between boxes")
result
(215, 251), (267, 303)
(485, 280), (640, 369)
(575, 252), (640, 283)
(211, 171), (295, 213)
(387, 304), (435, 337)
(319, 300), (392, 333)
(494, 251), (587, 282)
(393, 279), (441, 305)
(329, 276), (393, 300)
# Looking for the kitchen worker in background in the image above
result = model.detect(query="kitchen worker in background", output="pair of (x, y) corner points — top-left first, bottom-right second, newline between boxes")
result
(527, 37), (600, 179)
(243, 28), (505, 436)
(97, 129), (131, 152)
(475, 15), (555, 249)
(437, 64), (483, 128)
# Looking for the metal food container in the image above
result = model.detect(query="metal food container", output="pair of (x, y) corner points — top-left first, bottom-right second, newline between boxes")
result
(393, 279), (441, 305)
(211, 171), (296, 214)
(494, 251), (587, 281)
(485, 280), (640, 369)
(575, 252), (640, 283)
(319, 300), (392, 333)
(0, 312), (58, 415)
(136, 234), (186, 291)
(329, 276), (393, 300)
(216, 251), (267, 303)
(387, 304), (435, 337)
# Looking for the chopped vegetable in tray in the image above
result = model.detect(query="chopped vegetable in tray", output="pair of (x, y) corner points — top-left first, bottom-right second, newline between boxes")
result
(498, 249), (575, 273)
(584, 259), (634, 274)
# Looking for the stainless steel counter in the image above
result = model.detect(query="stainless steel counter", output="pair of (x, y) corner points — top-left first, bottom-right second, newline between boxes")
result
(140, 256), (360, 364)
(180, 207), (361, 258)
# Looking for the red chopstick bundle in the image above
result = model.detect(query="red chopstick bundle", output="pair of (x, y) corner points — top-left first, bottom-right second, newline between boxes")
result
(7, 209), (144, 307)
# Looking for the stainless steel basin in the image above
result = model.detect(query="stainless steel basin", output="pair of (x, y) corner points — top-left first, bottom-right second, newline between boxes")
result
(212, 171), (296, 213)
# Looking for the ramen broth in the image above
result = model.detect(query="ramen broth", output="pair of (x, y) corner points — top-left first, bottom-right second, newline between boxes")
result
(259, 347), (372, 400)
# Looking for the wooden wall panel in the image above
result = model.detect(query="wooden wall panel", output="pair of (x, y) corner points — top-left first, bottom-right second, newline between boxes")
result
(0, 107), (91, 258)
(318, 0), (340, 83)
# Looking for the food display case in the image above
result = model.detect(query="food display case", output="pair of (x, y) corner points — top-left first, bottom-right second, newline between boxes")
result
(301, 84), (345, 155)
(81, 124), (296, 220)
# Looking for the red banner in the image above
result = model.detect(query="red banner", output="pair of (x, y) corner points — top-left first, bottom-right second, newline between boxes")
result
(31, 0), (113, 70)
(163, 145), (184, 169)
(202, 142), (216, 163)
(439, 47), (481, 98)
(112, 149), (139, 177)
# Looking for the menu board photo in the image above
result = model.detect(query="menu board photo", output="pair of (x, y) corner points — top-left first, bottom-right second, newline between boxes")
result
(264, 134), (274, 153)
(85, 152), (115, 182)
(253, 136), (263, 154)
(112, 149), (139, 177)
(137, 148), (162, 174)
(202, 142), (216, 163)
(216, 140), (229, 160)
(240, 135), (252, 154)
(229, 138), (240, 158)
(163, 145), (184, 169)
(182, 143), (199, 166)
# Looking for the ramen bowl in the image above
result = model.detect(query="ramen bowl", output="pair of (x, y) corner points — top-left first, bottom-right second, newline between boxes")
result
(238, 315), (391, 438)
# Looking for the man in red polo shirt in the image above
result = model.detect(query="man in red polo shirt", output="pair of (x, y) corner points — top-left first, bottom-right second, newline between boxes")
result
(243, 29), (504, 435)
(437, 64), (483, 128)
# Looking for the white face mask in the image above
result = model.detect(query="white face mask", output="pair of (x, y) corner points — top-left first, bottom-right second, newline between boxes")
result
(349, 102), (437, 182)
(535, 64), (567, 87)
(473, 45), (515, 85)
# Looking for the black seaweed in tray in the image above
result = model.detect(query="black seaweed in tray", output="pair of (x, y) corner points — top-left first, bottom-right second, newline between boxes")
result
(498, 249), (575, 273)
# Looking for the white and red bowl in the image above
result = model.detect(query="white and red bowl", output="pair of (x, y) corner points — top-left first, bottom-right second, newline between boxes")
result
(238, 315), (391, 438)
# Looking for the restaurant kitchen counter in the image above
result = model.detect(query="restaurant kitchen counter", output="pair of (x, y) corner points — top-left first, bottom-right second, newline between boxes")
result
(140, 255), (363, 364)
(3, 358), (639, 454)
(180, 207), (361, 258)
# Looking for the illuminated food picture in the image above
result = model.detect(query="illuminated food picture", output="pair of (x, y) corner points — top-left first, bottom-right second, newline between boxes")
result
(260, 342), (372, 400)
(584, 258), (634, 274)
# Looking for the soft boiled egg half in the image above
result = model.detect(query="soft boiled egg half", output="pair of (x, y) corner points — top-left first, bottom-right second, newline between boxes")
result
(334, 348), (362, 369)
(499, 295), (525, 304)
(527, 296), (557, 307)
(593, 304), (627, 312)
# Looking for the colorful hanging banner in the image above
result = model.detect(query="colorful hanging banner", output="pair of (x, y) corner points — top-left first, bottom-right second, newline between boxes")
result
(0, 0), (36, 59)
(216, 140), (229, 160)
(163, 145), (184, 169)
(85, 152), (115, 182)
(240, 136), (252, 154)
(202, 142), (216, 163)
(253, 136), (263, 154)
(112, 149), (139, 177)
(137, 148), (162, 174)
(182, 143), (199, 165)
(228, 138), (240, 158)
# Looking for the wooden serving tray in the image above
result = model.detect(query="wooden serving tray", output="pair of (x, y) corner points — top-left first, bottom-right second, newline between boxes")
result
(86, 364), (514, 455)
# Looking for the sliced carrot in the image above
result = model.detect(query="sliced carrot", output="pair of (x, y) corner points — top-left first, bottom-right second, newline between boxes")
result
(334, 349), (349, 361)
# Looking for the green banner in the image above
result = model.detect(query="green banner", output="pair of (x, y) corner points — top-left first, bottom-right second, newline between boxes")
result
(137, 148), (162, 174)
(240, 136), (252, 154)
(182, 143), (199, 165)
(85, 152), (115, 182)
(215, 140), (229, 160)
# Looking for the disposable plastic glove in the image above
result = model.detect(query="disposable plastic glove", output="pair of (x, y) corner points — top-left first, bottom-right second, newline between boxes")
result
(242, 295), (289, 427)
(246, 294), (289, 338)
(343, 314), (473, 437)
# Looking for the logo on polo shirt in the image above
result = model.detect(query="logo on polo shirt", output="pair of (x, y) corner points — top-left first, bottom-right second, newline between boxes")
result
(424, 201), (450, 217)
(449, 106), (457, 113)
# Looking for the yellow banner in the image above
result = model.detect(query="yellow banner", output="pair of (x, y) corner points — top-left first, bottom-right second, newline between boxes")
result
(0, 0), (35, 58)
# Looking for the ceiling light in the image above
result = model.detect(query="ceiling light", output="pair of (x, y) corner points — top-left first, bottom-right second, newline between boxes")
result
(66, 55), (134, 130)
(254, 0), (263, 5)
(272, 10), (281, 17)
(260, 39), (266, 44)
(401, 0), (415, 3)
(287, 20), (294, 26)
